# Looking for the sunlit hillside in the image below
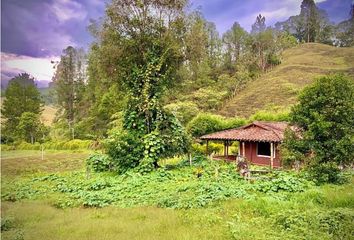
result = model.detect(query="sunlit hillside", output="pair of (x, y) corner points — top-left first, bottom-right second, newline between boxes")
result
(219, 43), (354, 117)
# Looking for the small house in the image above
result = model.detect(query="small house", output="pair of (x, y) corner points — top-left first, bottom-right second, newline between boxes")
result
(200, 121), (290, 168)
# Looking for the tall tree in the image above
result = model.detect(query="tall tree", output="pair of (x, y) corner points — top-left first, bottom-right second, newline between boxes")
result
(1, 73), (43, 140)
(300, 0), (320, 42)
(222, 22), (248, 72)
(251, 14), (266, 34)
(53, 46), (86, 139)
(101, 0), (190, 172)
(17, 112), (45, 144)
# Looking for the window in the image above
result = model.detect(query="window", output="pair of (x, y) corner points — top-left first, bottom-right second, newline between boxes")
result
(257, 142), (275, 157)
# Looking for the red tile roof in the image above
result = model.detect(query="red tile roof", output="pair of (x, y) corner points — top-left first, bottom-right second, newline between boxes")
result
(200, 121), (289, 142)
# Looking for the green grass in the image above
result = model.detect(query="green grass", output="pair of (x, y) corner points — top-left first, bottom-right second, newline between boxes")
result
(1, 150), (353, 240)
(219, 43), (354, 117)
(1, 150), (90, 178)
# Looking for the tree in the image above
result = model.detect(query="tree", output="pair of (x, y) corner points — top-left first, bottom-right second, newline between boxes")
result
(335, 3), (354, 47)
(222, 22), (248, 72)
(100, 0), (190, 172)
(17, 112), (45, 144)
(285, 74), (354, 168)
(53, 46), (86, 139)
(300, 0), (320, 42)
(251, 14), (266, 34)
(1, 73), (43, 140)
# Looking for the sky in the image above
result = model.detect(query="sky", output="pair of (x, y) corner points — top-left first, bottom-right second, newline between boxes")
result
(1, 0), (353, 88)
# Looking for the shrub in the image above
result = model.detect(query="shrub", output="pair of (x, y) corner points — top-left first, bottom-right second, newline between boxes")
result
(1, 217), (15, 231)
(255, 172), (313, 193)
(187, 113), (225, 137)
(290, 74), (354, 166)
(250, 109), (290, 122)
(105, 130), (144, 174)
(16, 142), (41, 150)
(307, 162), (343, 185)
(86, 153), (112, 172)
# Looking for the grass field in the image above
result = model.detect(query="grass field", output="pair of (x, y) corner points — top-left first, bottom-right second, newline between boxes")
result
(219, 43), (354, 117)
(1, 150), (353, 240)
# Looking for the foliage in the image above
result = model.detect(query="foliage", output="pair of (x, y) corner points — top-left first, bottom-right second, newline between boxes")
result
(187, 113), (246, 137)
(307, 162), (345, 185)
(17, 112), (47, 144)
(2, 155), (321, 211)
(2, 140), (95, 151)
(249, 108), (290, 122)
(164, 101), (199, 125)
(53, 46), (86, 135)
(255, 172), (314, 193)
(274, 209), (354, 239)
(1, 217), (15, 232)
(104, 130), (144, 174)
(187, 113), (225, 137)
(1, 73), (43, 141)
(86, 153), (112, 172)
(286, 74), (354, 171)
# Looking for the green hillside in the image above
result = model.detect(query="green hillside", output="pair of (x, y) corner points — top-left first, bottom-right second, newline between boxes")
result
(218, 43), (354, 117)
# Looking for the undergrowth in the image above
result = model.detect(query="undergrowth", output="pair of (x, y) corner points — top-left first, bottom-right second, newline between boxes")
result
(2, 157), (314, 209)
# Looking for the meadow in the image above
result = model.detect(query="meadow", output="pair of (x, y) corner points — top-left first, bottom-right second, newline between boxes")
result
(1, 150), (353, 240)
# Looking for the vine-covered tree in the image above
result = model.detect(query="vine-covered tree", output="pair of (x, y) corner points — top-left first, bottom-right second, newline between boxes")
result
(101, 0), (190, 173)
(1, 73), (43, 141)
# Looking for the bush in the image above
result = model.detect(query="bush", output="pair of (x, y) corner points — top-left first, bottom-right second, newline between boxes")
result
(86, 153), (112, 172)
(1, 217), (15, 231)
(250, 109), (290, 122)
(104, 130), (144, 174)
(16, 142), (41, 150)
(307, 162), (343, 184)
(290, 74), (354, 165)
(191, 142), (224, 155)
(187, 113), (226, 137)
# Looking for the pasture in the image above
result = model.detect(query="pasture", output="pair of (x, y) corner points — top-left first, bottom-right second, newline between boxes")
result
(1, 150), (353, 240)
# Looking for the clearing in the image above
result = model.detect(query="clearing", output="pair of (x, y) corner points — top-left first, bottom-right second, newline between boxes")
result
(1, 150), (353, 240)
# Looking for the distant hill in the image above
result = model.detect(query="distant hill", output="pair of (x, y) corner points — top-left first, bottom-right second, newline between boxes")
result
(41, 105), (57, 126)
(218, 43), (354, 117)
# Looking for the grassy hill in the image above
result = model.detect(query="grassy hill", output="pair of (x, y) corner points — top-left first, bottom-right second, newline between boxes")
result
(41, 105), (57, 126)
(218, 43), (354, 117)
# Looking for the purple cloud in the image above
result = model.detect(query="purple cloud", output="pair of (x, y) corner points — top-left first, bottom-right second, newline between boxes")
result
(1, 0), (105, 58)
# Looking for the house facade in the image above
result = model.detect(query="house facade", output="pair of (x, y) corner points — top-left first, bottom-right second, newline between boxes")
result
(200, 121), (290, 168)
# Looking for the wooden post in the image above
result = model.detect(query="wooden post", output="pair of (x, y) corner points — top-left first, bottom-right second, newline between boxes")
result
(242, 142), (245, 157)
(189, 153), (192, 166)
(223, 140), (226, 158)
(226, 141), (229, 157)
(270, 142), (274, 169)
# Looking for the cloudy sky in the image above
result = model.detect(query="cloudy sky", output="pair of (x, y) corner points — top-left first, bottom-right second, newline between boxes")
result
(1, 0), (352, 87)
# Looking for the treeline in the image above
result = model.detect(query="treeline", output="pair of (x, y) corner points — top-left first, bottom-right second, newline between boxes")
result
(2, 0), (353, 146)
(51, 0), (354, 140)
